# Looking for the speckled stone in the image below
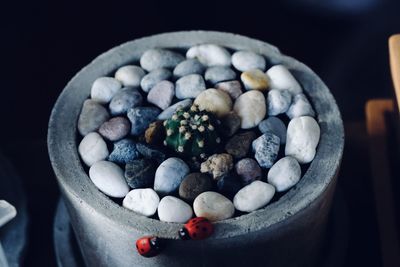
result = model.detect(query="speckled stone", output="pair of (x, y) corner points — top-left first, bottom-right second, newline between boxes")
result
(186, 44), (231, 67)
(258, 117), (287, 144)
(108, 139), (140, 165)
(204, 66), (236, 85)
(173, 59), (205, 78)
(109, 87), (143, 116)
(154, 157), (190, 195)
(114, 65), (145, 87)
(140, 68), (172, 93)
(158, 196), (193, 223)
(127, 107), (160, 136)
(175, 74), (206, 99)
(140, 49), (185, 71)
(225, 131), (257, 159)
(252, 132), (280, 168)
(135, 143), (166, 164)
(286, 94), (315, 119)
(200, 153), (234, 180)
(124, 158), (157, 189)
(98, 117), (130, 141)
(157, 99), (193, 120)
(90, 77), (122, 104)
(78, 99), (110, 136)
(241, 69), (269, 91)
(266, 64), (302, 94)
(220, 111), (241, 137)
(235, 158), (262, 185)
(194, 88), (232, 117)
(233, 181), (275, 212)
(232, 50), (266, 72)
(267, 156), (301, 192)
(144, 121), (165, 145)
(179, 173), (214, 202)
(233, 90), (266, 129)
(147, 80), (175, 110)
(78, 132), (109, 167)
(123, 188), (160, 217)
(267, 89), (292, 116)
(193, 191), (235, 221)
(215, 80), (243, 100)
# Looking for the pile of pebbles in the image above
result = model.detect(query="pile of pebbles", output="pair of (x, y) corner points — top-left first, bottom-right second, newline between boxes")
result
(77, 44), (320, 223)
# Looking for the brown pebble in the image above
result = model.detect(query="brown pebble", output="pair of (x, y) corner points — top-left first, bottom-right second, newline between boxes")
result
(225, 131), (257, 159)
(144, 121), (165, 145)
(179, 173), (214, 202)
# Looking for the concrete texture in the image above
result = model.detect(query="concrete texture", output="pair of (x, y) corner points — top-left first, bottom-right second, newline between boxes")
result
(48, 31), (344, 267)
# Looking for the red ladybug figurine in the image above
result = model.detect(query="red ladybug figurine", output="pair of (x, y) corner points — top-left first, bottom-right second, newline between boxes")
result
(136, 236), (165, 257)
(179, 217), (213, 240)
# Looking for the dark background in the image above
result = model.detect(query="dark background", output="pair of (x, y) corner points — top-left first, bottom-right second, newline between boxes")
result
(1, 0), (400, 266)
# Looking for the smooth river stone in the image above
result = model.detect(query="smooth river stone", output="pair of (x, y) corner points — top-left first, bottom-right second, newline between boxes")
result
(158, 196), (193, 223)
(89, 161), (129, 198)
(258, 117), (287, 144)
(78, 132), (109, 167)
(231, 50), (266, 72)
(235, 158), (262, 185)
(114, 65), (145, 87)
(78, 99), (110, 136)
(186, 44), (231, 67)
(204, 66), (236, 85)
(140, 49), (185, 72)
(90, 77), (122, 104)
(179, 173), (214, 202)
(241, 69), (269, 91)
(173, 58), (205, 78)
(123, 188), (160, 217)
(285, 116), (320, 164)
(157, 99), (193, 120)
(127, 107), (160, 136)
(140, 68), (172, 93)
(98, 116), (130, 141)
(154, 157), (190, 195)
(109, 87), (143, 116)
(175, 74), (206, 99)
(193, 191), (235, 221)
(286, 93), (315, 119)
(147, 80), (175, 110)
(194, 88), (232, 117)
(267, 89), (292, 116)
(267, 156), (301, 192)
(233, 90), (266, 129)
(266, 65), (302, 94)
(252, 132), (280, 168)
(215, 80), (243, 100)
(233, 181), (275, 212)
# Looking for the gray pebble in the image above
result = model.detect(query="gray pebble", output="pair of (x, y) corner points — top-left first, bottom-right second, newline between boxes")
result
(267, 89), (292, 116)
(258, 117), (287, 144)
(231, 50), (266, 72)
(173, 59), (205, 78)
(140, 49), (184, 72)
(114, 65), (145, 87)
(109, 87), (143, 116)
(135, 142), (166, 164)
(175, 74), (206, 99)
(286, 93), (315, 119)
(127, 107), (160, 136)
(157, 99), (193, 120)
(147, 80), (174, 110)
(215, 80), (243, 100)
(140, 68), (172, 93)
(125, 158), (157, 189)
(204, 66), (236, 85)
(252, 132), (280, 168)
(154, 157), (190, 195)
(235, 158), (262, 185)
(179, 173), (214, 202)
(225, 131), (257, 159)
(98, 117), (130, 141)
(108, 139), (140, 164)
(78, 99), (110, 136)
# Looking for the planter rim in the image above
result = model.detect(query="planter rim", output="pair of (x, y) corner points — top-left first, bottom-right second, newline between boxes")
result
(47, 30), (344, 240)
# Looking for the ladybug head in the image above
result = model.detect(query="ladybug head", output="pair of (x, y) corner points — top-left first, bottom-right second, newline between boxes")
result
(149, 237), (165, 251)
(178, 227), (190, 240)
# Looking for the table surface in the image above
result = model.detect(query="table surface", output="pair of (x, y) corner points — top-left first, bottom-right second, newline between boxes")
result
(1, 1), (400, 266)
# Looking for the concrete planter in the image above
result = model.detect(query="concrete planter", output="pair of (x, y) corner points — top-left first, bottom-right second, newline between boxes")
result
(48, 31), (344, 267)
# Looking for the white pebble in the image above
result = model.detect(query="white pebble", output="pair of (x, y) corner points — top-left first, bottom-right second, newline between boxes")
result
(233, 90), (266, 129)
(232, 50), (266, 72)
(115, 65), (145, 87)
(233, 181), (275, 212)
(286, 94), (315, 119)
(267, 157), (301, 192)
(78, 132), (109, 167)
(193, 192), (234, 221)
(186, 44), (231, 67)
(194, 89), (232, 117)
(89, 161), (129, 198)
(266, 65), (302, 94)
(285, 116), (320, 164)
(90, 77), (122, 104)
(123, 188), (160, 217)
(157, 196), (193, 223)
(267, 89), (292, 116)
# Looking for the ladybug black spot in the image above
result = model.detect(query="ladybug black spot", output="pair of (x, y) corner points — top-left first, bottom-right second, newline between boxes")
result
(202, 227), (208, 232)
(141, 249), (145, 252)
(193, 233), (197, 238)
(195, 225), (200, 229)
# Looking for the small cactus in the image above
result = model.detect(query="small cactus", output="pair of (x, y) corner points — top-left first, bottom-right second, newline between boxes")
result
(163, 105), (221, 158)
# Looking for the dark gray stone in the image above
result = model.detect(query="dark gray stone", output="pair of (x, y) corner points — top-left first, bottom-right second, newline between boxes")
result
(173, 59), (205, 78)
(179, 173), (213, 202)
(216, 172), (243, 198)
(109, 87), (143, 116)
(78, 99), (110, 136)
(258, 117), (287, 144)
(125, 159), (156, 189)
(108, 139), (140, 164)
(135, 143), (166, 164)
(252, 132), (280, 168)
(220, 111), (241, 137)
(204, 66), (236, 85)
(225, 131), (257, 159)
(235, 158), (262, 185)
(140, 68), (172, 93)
(127, 107), (160, 136)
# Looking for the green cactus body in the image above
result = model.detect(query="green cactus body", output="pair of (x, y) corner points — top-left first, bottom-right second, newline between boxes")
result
(163, 105), (221, 158)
